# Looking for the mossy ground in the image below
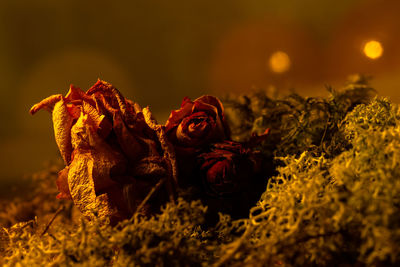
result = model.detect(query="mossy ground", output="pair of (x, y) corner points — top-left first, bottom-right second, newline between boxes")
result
(2, 76), (400, 266)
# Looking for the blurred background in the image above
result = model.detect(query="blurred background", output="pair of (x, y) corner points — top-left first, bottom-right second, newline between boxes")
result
(1, 0), (400, 193)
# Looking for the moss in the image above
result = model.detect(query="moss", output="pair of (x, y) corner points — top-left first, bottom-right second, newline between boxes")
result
(2, 76), (400, 266)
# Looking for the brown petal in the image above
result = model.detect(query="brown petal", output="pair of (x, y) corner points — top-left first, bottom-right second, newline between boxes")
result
(195, 95), (230, 139)
(56, 166), (72, 200)
(165, 97), (194, 132)
(143, 107), (178, 187)
(89, 135), (127, 194)
(192, 98), (219, 117)
(65, 85), (95, 106)
(82, 101), (112, 138)
(195, 95), (224, 118)
(87, 79), (128, 116)
(113, 112), (144, 162)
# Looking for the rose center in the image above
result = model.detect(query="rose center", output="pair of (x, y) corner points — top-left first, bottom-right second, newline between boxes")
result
(188, 119), (209, 135)
(175, 112), (215, 145)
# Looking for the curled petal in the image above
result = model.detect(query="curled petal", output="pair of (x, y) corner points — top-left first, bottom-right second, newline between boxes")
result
(82, 101), (112, 138)
(194, 95), (225, 118)
(195, 95), (230, 138)
(165, 97), (194, 132)
(52, 99), (74, 164)
(65, 85), (95, 106)
(87, 79), (128, 116)
(143, 107), (178, 187)
(29, 94), (63, 115)
(176, 112), (214, 146)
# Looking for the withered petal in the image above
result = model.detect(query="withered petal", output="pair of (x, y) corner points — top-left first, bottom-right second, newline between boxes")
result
(87, 79), (128, 116)
(29, 94), (63, 115)
(66, 104), (81, 119)
(143, 107), (178, 186)
(82, 101), (112, 138)
(56, 166), (72, 200)
(67, 152), (117, 219)
(65, 85), (95, 106)
(52, 99), (74, 164)
(113, 112), (144, 162)
(195, 95), (231, 139)
(194, 95), (225, 118)
(71, 113), (91, 150)
(79, 115), (127, 192)
(165, 98), (194, 132)
(192, 100), (227, 140)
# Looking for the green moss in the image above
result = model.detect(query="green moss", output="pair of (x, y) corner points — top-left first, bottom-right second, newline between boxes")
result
(2, 76), (400, 266)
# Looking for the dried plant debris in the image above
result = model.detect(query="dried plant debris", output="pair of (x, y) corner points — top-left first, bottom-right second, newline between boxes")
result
(2, 76), (400, 266)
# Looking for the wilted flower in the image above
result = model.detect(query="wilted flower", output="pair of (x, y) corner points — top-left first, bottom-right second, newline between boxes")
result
(30, 80), (177, 222)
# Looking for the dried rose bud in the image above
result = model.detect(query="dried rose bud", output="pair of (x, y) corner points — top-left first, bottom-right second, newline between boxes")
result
(165, 96), (230, 155)
(30, 80), (177, 223)
(197, 141), (261, 197)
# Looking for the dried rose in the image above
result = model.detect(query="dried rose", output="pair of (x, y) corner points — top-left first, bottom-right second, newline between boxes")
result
(30, 80), (177, 222)
(165, 96), (230, 155)
(197, 140), (261, 197)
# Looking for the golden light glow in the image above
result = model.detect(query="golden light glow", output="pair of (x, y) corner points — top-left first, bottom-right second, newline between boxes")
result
(269, 51), (291, 73)
(363, 40), (383, 59)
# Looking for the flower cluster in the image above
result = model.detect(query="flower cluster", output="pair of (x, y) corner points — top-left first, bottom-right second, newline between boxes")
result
(30, 80), (268, 222)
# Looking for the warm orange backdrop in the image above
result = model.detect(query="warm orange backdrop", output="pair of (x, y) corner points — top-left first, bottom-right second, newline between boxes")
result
(1, 0), (400, 190)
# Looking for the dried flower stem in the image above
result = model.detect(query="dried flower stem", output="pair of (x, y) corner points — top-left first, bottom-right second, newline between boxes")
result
(134, 178), (166, 216)
(40, 205), (65, 237)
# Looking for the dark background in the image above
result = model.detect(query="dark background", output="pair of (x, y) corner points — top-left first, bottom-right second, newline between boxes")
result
(1, 0), (400, 191)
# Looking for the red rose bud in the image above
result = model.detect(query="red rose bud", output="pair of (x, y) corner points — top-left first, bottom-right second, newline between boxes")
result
(197, 141), (260, 197)
(165, 95), (230, 155)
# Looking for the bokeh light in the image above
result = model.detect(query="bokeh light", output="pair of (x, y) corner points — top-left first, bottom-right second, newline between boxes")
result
(269, 51), (291, 73)
(209, 19), (321, 93)
(363, 40), (383, 59)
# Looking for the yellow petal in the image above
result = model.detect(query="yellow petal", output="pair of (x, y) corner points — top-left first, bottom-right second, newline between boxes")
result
(52, 99), (74, 164)
(67, 152), (116, 219)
